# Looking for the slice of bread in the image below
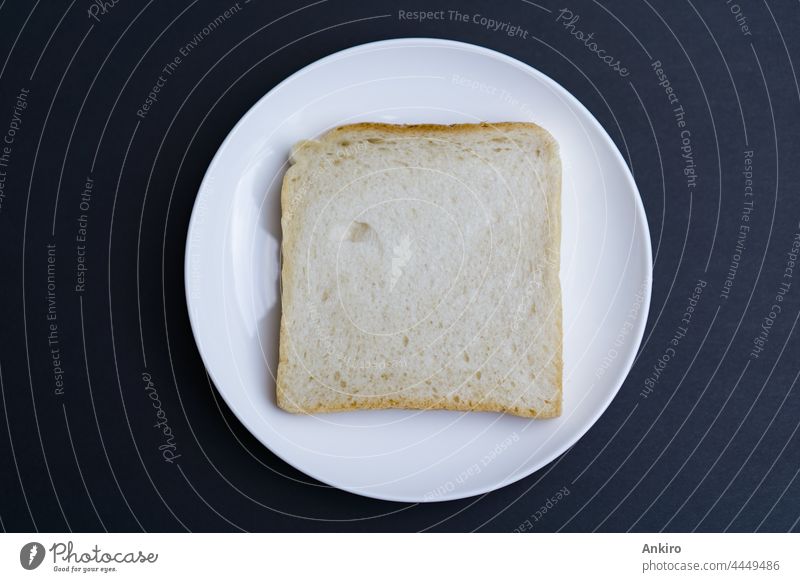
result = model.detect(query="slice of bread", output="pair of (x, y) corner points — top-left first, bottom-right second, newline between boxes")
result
(277, 122), (561, 418)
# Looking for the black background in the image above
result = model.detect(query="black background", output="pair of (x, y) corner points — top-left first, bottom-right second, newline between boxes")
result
(1, 0), (799, 532)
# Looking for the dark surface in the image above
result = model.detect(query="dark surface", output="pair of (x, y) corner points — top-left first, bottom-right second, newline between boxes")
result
(1, 0), (799, 532)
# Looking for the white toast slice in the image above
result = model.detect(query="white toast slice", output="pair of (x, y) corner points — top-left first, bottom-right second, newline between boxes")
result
(277, 122), (562, 418)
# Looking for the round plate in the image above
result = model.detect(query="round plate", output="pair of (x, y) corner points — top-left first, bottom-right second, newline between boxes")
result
(185, 38), (652, 502)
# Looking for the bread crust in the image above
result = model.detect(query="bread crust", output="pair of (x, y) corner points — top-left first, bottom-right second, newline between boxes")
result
(277, 122), (561, 418)
(278, 394), (560, 418)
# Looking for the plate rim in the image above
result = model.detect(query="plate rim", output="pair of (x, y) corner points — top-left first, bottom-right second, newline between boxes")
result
(184, 37), (654, 503)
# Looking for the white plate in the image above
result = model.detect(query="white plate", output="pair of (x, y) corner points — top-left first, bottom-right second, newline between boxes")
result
(185, 38), (652, 502)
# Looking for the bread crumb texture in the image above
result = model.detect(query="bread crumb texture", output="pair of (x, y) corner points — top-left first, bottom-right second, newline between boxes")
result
(277, 122), (562, 418)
